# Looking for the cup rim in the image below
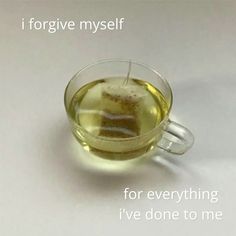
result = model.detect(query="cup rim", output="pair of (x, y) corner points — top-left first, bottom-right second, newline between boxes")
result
(64, 58), (173, 142)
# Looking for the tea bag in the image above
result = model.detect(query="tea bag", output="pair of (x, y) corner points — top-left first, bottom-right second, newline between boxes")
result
(98, 78), (150, 138)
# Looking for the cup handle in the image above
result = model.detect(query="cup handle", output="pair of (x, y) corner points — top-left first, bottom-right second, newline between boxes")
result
(157, 119), (194, 155)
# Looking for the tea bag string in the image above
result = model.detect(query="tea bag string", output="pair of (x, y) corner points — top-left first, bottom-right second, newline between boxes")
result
(122, 60), (132, 86)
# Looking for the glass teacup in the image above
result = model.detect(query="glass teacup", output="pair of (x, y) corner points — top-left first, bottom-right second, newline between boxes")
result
(64, 59), (194, 160)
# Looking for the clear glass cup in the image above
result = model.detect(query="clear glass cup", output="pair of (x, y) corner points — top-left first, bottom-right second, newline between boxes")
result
(64, 59), (194, 160)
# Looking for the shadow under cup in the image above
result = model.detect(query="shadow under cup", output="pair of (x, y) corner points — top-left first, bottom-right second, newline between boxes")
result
(64, 60), (194, 160)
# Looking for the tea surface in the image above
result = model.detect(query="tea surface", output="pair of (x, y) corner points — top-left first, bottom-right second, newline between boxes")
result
(69, 77), (169, 139)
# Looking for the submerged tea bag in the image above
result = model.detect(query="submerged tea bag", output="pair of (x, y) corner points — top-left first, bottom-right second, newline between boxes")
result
(99, 82), (142, 138)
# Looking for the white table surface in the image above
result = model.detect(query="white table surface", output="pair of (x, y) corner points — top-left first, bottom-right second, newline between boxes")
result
(0, 1), (236, 235)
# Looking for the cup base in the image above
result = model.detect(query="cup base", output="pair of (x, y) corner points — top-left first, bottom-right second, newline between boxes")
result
(73, 134), (156, 161)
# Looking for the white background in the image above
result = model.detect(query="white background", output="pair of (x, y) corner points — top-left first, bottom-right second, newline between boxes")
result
(0, 1), (235, 235)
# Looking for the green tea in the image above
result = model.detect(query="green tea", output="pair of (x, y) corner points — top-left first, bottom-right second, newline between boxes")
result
(68, 77), (169, 159)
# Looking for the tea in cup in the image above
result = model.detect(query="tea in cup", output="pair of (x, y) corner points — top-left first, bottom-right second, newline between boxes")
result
(64, 60), (194, 160)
